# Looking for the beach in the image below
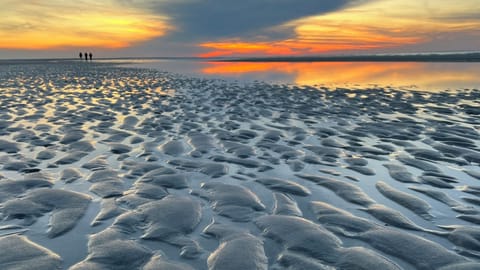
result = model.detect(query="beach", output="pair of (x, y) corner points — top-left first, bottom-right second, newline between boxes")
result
(0, 60), (479, 269)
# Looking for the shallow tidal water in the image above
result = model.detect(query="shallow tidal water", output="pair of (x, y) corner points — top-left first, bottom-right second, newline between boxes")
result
(112, 59), (480, 91)
(0, 61), (479, 269)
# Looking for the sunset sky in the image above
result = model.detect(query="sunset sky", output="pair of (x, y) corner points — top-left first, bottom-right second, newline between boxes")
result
(0, 0), (479, 59)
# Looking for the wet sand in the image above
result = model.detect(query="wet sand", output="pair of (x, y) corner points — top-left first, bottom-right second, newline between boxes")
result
(0, 61), (479, 269)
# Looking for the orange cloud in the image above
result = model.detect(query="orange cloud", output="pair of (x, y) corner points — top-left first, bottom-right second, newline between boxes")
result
(197, 25), (421, 57)
(198, 37), (414, 57)
(0, 1), (170, 49)
(199, 41), (298, 57)
(198, 0), (480, 57)
(202, 62), (287, 74)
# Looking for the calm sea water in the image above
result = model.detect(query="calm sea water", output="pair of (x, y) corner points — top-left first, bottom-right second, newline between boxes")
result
(107, 59), (480, 91)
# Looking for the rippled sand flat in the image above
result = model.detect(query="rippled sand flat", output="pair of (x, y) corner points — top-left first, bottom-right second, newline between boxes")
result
(0, 61), (479, 269)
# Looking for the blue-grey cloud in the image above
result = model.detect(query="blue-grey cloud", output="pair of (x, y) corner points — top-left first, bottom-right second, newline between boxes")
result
(123, 0), (361, 41)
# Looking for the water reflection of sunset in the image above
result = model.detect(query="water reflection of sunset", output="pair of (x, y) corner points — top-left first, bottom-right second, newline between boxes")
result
(201, 62), (480, 90)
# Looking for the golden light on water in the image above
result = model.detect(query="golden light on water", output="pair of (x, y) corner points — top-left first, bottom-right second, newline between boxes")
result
(202, 61), (480, 90)
(0, 1), (169, 49)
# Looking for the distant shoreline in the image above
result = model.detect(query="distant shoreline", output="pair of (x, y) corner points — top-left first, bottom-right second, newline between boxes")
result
(1, 52), (480, 63)
(219, 52), (480, 62)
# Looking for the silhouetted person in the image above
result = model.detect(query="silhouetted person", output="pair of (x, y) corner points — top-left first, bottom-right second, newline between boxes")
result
(84, 52), (88, 61)
(89, 52), (93, 61)
(79, 52), (83, 60)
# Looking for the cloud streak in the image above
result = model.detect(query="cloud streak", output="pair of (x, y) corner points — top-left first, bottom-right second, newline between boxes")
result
(197, 0), (480, 57)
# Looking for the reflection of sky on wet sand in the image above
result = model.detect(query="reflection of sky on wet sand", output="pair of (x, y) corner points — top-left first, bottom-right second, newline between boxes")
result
(118, 60), (480, 91)
(201, 62), (480, 91)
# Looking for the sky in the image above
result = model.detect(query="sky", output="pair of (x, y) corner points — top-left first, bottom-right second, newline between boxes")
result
(0, 0), (479, 59)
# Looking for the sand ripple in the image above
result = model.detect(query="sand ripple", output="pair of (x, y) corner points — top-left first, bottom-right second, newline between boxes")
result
(0, 62), (479, 269)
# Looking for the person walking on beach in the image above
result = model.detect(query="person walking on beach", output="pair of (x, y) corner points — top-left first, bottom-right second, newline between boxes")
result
(89, 52), (93, 61)
(79, 52), (83, 60)
(84, 52), (88, 61)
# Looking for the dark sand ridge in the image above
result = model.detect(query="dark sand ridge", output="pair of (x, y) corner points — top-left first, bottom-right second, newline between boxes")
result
(0, 62), (479, 269)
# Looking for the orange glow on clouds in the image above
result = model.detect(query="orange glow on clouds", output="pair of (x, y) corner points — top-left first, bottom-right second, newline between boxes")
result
(0, 1), (169, 49)
(199, 0), (480, 57)
(198, 36), (416, 57)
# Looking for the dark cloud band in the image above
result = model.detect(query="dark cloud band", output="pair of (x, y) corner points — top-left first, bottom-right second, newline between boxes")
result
(129, 0), (355, 40)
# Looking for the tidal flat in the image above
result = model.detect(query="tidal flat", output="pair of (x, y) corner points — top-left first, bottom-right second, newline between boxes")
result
(0, 61), (479, 269)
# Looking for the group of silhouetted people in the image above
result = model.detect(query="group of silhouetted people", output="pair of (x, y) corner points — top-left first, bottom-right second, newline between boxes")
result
(79, 52), (93, 61)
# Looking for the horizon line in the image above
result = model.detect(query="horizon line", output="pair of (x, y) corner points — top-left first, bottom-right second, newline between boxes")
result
(1, 50), (480, 62)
